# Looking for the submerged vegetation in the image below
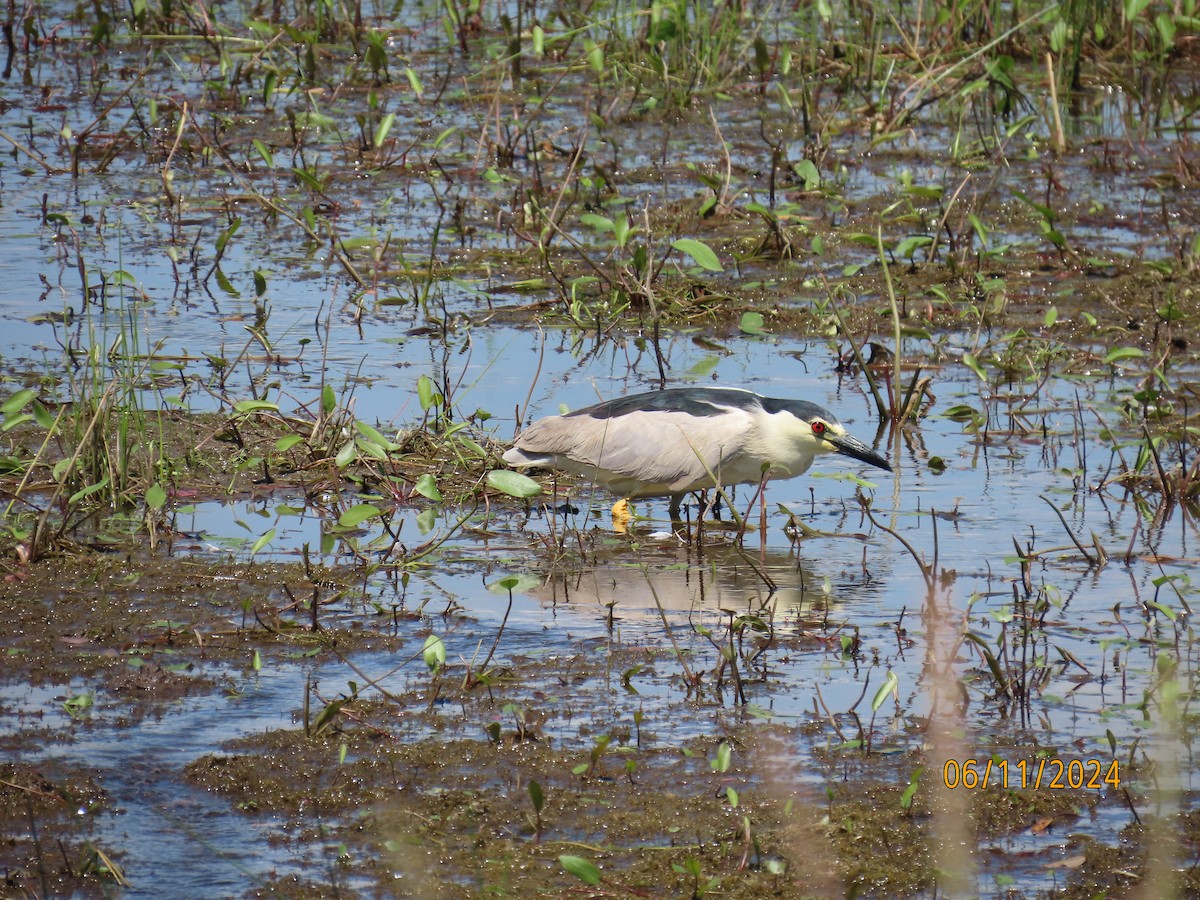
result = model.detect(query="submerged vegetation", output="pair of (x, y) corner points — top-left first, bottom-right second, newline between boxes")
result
(1, 0), (1200, 894)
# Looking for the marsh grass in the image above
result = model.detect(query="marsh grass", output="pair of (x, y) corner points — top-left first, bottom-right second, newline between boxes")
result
(0, 339), (505, 563)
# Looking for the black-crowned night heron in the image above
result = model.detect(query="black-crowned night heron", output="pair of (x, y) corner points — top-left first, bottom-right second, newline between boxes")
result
(502, 387), (891, 522)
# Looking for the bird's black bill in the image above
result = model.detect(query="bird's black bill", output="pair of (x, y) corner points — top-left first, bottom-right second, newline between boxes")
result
(829, 434), (892, 472)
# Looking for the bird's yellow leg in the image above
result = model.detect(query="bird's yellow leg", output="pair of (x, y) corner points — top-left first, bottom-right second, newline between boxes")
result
(611, 498), (634, 533)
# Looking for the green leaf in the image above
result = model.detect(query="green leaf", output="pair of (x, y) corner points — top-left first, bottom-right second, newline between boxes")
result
(354, 435), (389, 462)
(292, 168), (323, 194)
(250, 528), (276, 555)
(334, 439), (357, 469)
(307, 700), (345, 734)
(738, 311), (766, 335)
(260, 69), (277, 106)
(233, 399), (280, 415)
(486, 469), (543, 499)
(62, 693), (92, 718)
(1, 389), (37, 415)
(422, 634), (445, 672)
(0, 456), (27, 474)
(454, 436), (488, 458)
(583, 38), (604, 75)
(68, 476), (110, 506)
(559, 855), (601, 886)
(894, 235), (933, 259)
(416, 507), (437, 534)
(355, 420), (399, 451)
(871, 670), (899, 712)
(711, 741), (732, 773)
(962, 352), (987, 382)
(215, 217), (241, 256)
(276, 434), (305, 451)
(373, 112), (396, 148)
(793, 158), (820, 190)
(1014, 191), (1053, 221)
(215, 269), (237, 296)
(417, 374), (437, 411)
(1043, 227), (1067, 248)
(621, 664), (643, 694)
(905, 185), (943, 201)
(1103, 346), (1144, 364)
(900, 768), (922, 809)
(1147, 600), (1177, 621)
(487, 574), (542, 594)
(1050, 17), (1068, 53)
(613, 216), (634, 248)
(32, 401), (55, 428)
(528, 780), (544, 812)
(504, 278), (550, 292)
(671, 238), (723, 272)
(404, 66), (424, 99)
(414, 473), (442, 501)
(967, 213), (989, 246)
(338, 504), (382, 527)
(580, 213), (615, 232)
(1158, 300), (1184, 322)
(145, 483), (167, 510)
(252, 138), (274, 167)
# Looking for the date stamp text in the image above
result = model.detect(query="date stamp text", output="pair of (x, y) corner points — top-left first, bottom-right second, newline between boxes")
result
(942, 758), (1121, 791)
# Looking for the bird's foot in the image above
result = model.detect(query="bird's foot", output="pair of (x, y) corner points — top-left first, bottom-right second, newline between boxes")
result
(611, 498), (634, 533)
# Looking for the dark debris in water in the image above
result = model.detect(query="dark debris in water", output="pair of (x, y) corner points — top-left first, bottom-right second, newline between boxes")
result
(0, 760), (114, 896)
(0, 495), (1194, 896)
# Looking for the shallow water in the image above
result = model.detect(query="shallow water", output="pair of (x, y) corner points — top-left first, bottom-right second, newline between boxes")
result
(10, 343), (1194, 895)
(3, 2), (1200, 895)
(5, 324), (1196, 895)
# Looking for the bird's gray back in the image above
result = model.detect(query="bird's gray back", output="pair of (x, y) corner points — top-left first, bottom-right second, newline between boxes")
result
(566, 388), (836, 426)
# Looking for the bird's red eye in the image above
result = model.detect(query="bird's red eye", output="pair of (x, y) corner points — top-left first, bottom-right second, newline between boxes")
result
(811, 421), (826, 435)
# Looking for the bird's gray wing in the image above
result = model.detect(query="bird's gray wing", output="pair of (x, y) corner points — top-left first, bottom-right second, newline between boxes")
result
(514, 408), (751, 489)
